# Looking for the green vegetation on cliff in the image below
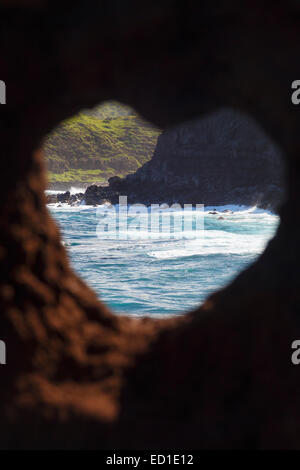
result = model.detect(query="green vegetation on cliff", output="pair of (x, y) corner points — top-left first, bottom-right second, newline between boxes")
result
(44, 102), (160, 185)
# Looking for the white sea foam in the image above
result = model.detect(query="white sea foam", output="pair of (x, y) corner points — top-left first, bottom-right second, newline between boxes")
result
(46, 189), (62, 195)
(47, 200), (276, 214)
(148, 233), (270, 259)
(49, 202), (279, 316)
(69, 186), (85, 194)
(45, 186), (85, 196)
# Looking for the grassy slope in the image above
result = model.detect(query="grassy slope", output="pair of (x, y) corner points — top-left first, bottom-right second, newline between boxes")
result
(44, 102), (160, 184)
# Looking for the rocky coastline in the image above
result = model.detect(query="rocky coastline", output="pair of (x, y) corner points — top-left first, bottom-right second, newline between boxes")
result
(47, 110), (286, 212)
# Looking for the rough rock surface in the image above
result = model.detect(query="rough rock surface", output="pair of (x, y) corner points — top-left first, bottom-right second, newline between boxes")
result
(80, 110), (285, 210)
(0, 0), (300, 450)
(84, 184), (119, 206)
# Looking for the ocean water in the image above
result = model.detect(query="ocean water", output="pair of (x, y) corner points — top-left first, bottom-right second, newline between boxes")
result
(48, 198), (279, 317)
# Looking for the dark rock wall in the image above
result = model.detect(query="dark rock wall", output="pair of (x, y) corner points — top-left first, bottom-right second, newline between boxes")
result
(122, 109), (285, 210)
(0, 0), (300, 449)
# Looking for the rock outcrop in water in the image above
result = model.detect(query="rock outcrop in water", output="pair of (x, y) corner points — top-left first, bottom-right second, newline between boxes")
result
(1, 0), (300, 451)
(106, 110), (285, 210)
(128, 109), (285, 209)
(46, 191), (84, 205)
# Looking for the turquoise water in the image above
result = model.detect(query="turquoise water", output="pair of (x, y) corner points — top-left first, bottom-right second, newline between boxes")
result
(48, 196), (279, 317)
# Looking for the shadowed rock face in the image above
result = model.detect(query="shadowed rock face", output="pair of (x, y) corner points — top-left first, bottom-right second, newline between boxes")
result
(0, 0), (300, 449)
(116, 109), (286, 210)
